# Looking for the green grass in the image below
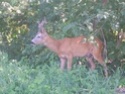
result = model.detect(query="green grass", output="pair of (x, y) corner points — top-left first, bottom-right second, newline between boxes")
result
(0, 52), (123, 94)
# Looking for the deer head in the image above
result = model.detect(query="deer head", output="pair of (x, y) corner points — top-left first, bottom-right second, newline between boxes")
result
(31, 18), (48, 45)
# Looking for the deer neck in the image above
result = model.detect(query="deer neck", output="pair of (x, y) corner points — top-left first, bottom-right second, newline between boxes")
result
(44, 35), (59, 53)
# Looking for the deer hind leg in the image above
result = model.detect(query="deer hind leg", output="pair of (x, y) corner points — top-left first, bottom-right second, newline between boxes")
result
(92, 51), (108, 77)
(67, 55), (73, 70)
(86, 54), (95, 70)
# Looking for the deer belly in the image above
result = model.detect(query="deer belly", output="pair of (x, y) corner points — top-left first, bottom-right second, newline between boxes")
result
(72, 48), (89, 57)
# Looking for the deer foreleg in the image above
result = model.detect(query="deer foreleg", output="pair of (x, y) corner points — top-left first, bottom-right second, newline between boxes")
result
(60, 58), (66, 70)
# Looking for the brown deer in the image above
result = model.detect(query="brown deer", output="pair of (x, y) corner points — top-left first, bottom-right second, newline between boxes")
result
(31, 18), (108, 77)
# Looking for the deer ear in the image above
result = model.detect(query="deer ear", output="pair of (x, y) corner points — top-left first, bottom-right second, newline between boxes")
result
(38, 18), (47, 28)
(37, 18), (48, 33)
(41, 28), (47, 33)
(37, 21), (41, 29)
(43, 17), (47, 24)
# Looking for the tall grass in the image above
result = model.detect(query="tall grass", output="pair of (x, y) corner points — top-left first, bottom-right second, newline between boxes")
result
(0, 52), (122, 94)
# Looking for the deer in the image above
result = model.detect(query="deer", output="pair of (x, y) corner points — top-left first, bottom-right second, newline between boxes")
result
(31, 18), (108, 77)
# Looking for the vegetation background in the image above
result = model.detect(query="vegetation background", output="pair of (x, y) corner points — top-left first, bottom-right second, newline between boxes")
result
(0, 0), (125, 93)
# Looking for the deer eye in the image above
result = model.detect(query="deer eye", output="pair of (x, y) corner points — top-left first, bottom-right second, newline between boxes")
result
(37, 36), (41, 38)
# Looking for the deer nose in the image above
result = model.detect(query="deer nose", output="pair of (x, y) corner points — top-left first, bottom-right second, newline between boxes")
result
(31, 39), (35, 44)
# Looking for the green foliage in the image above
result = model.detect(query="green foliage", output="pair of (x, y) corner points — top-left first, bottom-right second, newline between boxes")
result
(0, 52), (123, 94)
